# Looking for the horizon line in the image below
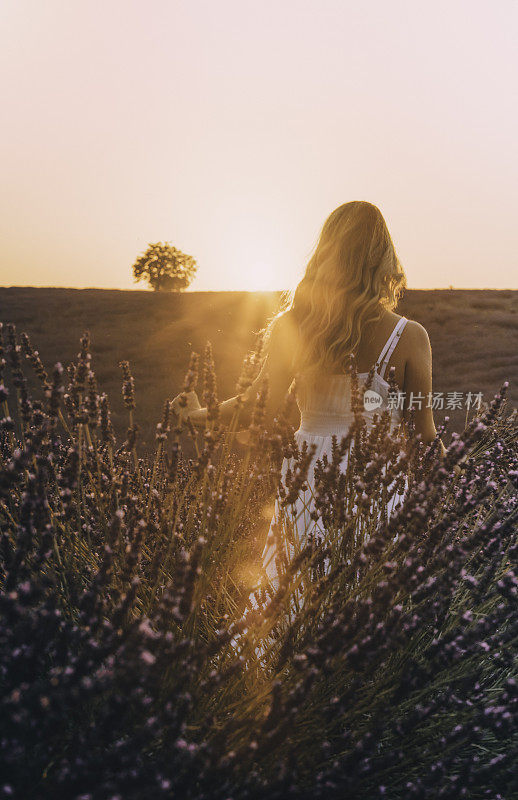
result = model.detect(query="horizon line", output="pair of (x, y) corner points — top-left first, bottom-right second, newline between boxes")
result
(1, 285), (517, 293)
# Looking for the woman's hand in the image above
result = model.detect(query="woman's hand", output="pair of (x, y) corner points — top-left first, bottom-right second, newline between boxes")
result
(453, 453), (468, 477)
(235, 429), (251, 446)
(171, 390), (202, 424)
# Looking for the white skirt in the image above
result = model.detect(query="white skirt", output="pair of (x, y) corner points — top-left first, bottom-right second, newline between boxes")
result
(260, 428), (407, 591)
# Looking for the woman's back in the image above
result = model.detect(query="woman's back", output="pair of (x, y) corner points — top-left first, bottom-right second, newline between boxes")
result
(265, 307), (439, 446)
(295, 315), (408, 436)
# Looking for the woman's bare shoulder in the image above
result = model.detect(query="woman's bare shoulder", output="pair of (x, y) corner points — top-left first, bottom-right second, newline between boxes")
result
(267, 309), (298, 346)
(380, 311), (429, 347)
(399, 318), (432, 364)
(403, 318), (431, 345)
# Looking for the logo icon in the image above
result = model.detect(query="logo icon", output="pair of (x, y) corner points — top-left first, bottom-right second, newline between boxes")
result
(363, 389), (383, 410)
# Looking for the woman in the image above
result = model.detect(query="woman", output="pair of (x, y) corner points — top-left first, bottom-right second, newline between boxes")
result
(173, 201), (445, 584)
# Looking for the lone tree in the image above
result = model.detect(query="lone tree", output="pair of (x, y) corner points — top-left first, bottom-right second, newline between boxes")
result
(132, 241), (197, 292)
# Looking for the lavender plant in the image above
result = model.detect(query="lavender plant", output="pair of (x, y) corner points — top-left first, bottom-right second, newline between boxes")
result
(0, 322), (516, 800)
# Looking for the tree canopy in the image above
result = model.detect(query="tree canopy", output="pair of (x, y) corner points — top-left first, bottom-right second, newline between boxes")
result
(132, 241), (197, 291)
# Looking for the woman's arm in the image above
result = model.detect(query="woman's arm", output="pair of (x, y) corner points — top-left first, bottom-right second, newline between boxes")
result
(185, 391), (257, 428)
(174, 312), (297, 430)
(402, 321), (446, 456)
(172, 385), (256, 429)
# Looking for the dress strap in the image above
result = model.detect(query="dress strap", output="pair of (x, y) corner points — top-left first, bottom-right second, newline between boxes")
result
(375, 317), (408, 379)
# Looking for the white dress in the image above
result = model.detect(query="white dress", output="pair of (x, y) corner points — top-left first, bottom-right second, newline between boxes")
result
(261, 317), (409, 587)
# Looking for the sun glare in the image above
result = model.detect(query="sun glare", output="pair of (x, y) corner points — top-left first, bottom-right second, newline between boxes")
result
(239, 261), (284, 292)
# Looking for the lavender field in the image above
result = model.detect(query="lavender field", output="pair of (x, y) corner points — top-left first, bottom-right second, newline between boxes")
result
(0, 292), (517, 799)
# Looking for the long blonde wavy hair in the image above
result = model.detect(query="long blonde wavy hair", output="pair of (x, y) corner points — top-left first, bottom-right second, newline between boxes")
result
(267, 201), (406, 375)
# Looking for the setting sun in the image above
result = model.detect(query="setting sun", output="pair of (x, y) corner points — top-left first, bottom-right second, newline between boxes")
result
(239, 260), (285, 292)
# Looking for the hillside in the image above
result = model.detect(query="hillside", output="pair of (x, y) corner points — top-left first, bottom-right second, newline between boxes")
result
(1, 287), (517, 447)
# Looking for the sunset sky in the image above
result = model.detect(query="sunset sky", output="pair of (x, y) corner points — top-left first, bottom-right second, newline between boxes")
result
(1, 0), (516, 291)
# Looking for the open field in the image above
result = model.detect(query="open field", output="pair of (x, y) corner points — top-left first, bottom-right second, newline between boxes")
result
(1, 287), (517, 447)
